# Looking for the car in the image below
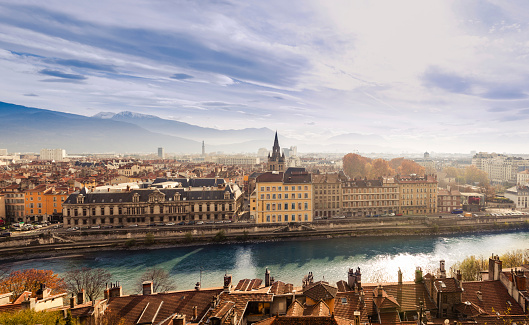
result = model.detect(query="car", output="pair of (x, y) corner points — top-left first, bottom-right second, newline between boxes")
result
(457, 214), (464, 218)
(439, 215), (443, 218)
(165, 222), (176, 226)
(155, 223), (165, 226)
(115, 225), (124, 228)
(332, 215), (346, 219)
(102, 225), (113, 229)
(129, 224), (139, 227)
(91, 225), (101, 229)
(0, 232), (11, 237)
(314, 216), (322, 220)
(67, 227), (79, 231)
(177, 221), (186, 225)
(148, 223), (157, 227)
(196, 221), (204, 225)
(365, 215), (371, 218)
(389, 213), (395, 216)
(396, 213), (403, 216)
(373, 214), (380, 218)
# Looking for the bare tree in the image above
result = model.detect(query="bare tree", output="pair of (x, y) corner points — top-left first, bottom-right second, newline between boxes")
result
(64, 267), (111, 302)
(135, 267), (176, 293)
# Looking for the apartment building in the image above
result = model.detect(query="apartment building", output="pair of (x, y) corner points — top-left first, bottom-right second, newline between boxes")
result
(341, 177), (399, 217)
(24, 185), (71, 223)
(395, 175), (438, 215)
(437, 188), (461, 213)
(312, 172), (347, 218)
(251, 167), (312, 223)
(472, 152), (529, 184)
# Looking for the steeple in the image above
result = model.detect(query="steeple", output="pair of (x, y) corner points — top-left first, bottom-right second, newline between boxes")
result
(267, 131), (286, 172)
(273, 131), (280, 152)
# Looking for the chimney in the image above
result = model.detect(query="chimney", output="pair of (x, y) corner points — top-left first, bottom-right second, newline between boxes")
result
(265, 268), (271, 287)
(142, 281), (153, 295)
(192, 305), (198, 320)
(377, 284), (383, 297)
(36, 283), (46, 300)
(69, 294), (76, 308)
(21, 297), (36, 310)
(477, 285), (483, 301)
(223, 274), (232, 293)
(104, 284), (110, 300)
(439, 260), (446, 279)
(415, 267), (423, 283)
(354, 311), (361, 325)
(398, 268), (403, 285)
(77, 289), (86, 304)
(109, 282), (122, 298)
(195, 282), (201, 291)
(456, 270), (462, 283)
(515, 270), (527, 291)
(348, 268), (356, 290)
(356, 267), (362, 289)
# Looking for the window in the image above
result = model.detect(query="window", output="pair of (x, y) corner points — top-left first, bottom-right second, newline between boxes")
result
(304, 202), (308, 210)
(266, 187), (270, 191)
(284, 203), (288, 210)
(272, 194), (276, 199)
(291, 203), (295, 210)
(261, 194), (264, 199)
(278, 215), (282, 222)
(266, 215), (270, 222)
(278, 194), (282, 199)
(304, 193), (308, 198)
(266, 204), (270, 211)
(298, 186), (301, 190)
(260, 187), (264, 191)
(278, 186), (282, 191)
(285, 193), (289, 199)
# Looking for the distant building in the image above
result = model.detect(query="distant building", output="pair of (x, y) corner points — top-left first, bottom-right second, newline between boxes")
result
(202, 141), (205, 156)
(0, 149), (7, 156)
(437, 187), (461, 213)
(251, 167), (312, 223)
(214, 156), (260, 166)
(267, 132), (286, 172)
(312, 172), (347, 219)
(517, 169), (529, 185)
(472, 152), (529, 184)
(157, 147), (165, 159)
(257, 147), (269, 157)
(504, 185), (529, 209)
(40, 148), (66, 161)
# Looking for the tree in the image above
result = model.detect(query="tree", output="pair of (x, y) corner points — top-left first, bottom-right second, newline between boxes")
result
(389, 157), (405, 170)
(368, 158), (395, 178)
(343, 153), (371, 178)
(397, 159), (425, 175)
(99, 308), (125, 325)
(464, 165), (489, 186)
(64, 267), (112, 302)
(0, 309), (65, 325)
(451, 255), (487, 281)
(0, 269), (66, 300)
(135, 267), (176, 293)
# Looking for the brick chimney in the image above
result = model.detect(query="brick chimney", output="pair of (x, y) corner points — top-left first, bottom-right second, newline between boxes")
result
(398, 268), (403, 285)
(455, 270), (462, 283)
(348, 268), (356, 290)
(69, 294), (76, 308)
(36, 283), (47, 300)
(515, 270), (527, 291)
(77, 289), (86, 304)
(109, 282), (122, 298)
(142, 281), (153, 295)
(265, 268), (271, 287)
(21, 297), (36, 310)
(415, 267), (423, 283)
(439, 260), (446, 279)
(488, 254), (502, 281)
(195, 282), (201, 291)
(192, 305), (198, 320)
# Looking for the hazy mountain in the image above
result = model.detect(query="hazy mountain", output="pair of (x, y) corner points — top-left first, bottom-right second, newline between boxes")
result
(0, 102), (200, 153)
(93, 110), (275, 145)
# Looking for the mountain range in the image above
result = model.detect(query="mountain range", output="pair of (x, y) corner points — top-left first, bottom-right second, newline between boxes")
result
(0, 101), (398, 154)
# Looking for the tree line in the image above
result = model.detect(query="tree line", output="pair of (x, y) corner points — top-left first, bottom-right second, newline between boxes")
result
(342, 153), (426, 179)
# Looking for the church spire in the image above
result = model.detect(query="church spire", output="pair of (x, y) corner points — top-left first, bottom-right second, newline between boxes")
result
(273, 131), (280, 152)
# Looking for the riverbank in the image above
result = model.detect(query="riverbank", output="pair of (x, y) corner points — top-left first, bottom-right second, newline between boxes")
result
(1, 214), (528, 263)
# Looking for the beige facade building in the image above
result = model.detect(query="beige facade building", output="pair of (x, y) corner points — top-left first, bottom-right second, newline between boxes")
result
(472, 152), (529, 184)
(396, 175), (438, 215)
(312, 172), (347, 218)
(341, 178), (399, 217)
(517, 169), (529, 185)
(437, 188), (461, 213)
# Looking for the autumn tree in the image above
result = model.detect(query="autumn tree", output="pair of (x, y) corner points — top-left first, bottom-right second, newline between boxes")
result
(451, 255), (487, 281)
(368, 158), (395, 178)
(135, 267), (176, 293)
(464, 165), (489, 186)
(389, 157), (404, 170)
(0, 269), (66, 299)
(397, 159), (425, 175)
(343, 153), (372, 178)
(64, 267), (112, 302)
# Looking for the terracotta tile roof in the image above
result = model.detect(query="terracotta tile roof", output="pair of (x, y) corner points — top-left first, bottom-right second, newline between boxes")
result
(286, 300), (305, 316)
(107, 288), (222, 324)
(380, 283), (436, 312)
(303, 282), (338, 301)
(434, 278), (462, 293)
(210, 300), (235, 319)
(304, 300), (331, 316)
(473, 314), (529, 325)
(334, 292), (369, 324)
(461, 280), (525, 315)
(234, 278), (262, 292)
(207, 291), (273, 324)
(269, 281), (294, 295)
(379, 310), (401, 324)
(0, 303), (21, 314)
(336, 280), (351, 293)
(254, 315), (355, 325)
(373, 286), (400, 310)
(455, 301), (486, 317)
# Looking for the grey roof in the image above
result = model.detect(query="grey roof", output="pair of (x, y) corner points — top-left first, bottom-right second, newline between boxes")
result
(64, 187), (234, 205)
(152, 178), (225, 187)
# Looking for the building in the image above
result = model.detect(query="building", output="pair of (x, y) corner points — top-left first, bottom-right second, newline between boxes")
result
(40, 148), (66, 161)
(158, 147), (165, 159)
(341, 177), (399, 217)
(460, 192), (486, 212)
(267, 132), (286, 172)
(1, 185), (25, 222)
(214, 156), (260, 166)
(251, 167), (312, 223)
(0, 193), (5, 222)
(312, 172), (347, 219)
(395, 175), (438, 215)
(24, 185), (70, 223)
(504, 185), (529, 209)
(437, 188), (461, 213)
(62, 178), (243, 227)
(472, 152), (529, 185)
(517, 169), (529, 185)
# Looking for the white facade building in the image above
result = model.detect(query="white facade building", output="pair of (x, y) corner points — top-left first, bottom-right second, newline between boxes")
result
(472, 152), (529, 184)
(40, 148), (66, 161)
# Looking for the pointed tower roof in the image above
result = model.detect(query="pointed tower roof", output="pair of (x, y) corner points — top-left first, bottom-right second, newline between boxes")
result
(273, 131), (280, 150)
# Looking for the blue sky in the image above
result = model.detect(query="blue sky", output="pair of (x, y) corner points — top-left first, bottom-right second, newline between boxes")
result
(1, 0), (529, 153)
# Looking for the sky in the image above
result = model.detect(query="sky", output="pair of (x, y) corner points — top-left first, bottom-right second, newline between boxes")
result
(1, 0), (529, 153)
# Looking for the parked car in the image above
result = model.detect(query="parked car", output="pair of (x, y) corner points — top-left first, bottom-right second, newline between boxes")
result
(91, 225), (101, 229)
(128, 224), (139, 227)
(196, 221), (204, 225)
(165, 222), (176, 226)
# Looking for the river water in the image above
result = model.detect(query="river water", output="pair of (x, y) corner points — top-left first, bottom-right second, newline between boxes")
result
(1, 231), (528, 294)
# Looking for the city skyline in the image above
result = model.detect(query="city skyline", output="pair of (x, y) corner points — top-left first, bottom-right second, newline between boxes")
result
(1, 1), (529, 153)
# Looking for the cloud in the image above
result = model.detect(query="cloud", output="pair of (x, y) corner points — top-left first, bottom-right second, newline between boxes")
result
(39, 69), (86, 80)
(171, 73), (193, 80)
(422, 67), (470, 94)
(23, 93), (38, 96)
(52, 59), (116, 72)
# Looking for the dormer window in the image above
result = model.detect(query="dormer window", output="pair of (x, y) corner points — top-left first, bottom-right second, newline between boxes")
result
(132, 193), (140, 203)
(77, 195), (84, 204)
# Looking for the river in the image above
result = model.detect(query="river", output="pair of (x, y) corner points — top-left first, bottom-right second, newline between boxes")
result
(1, 231), (528, 294)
